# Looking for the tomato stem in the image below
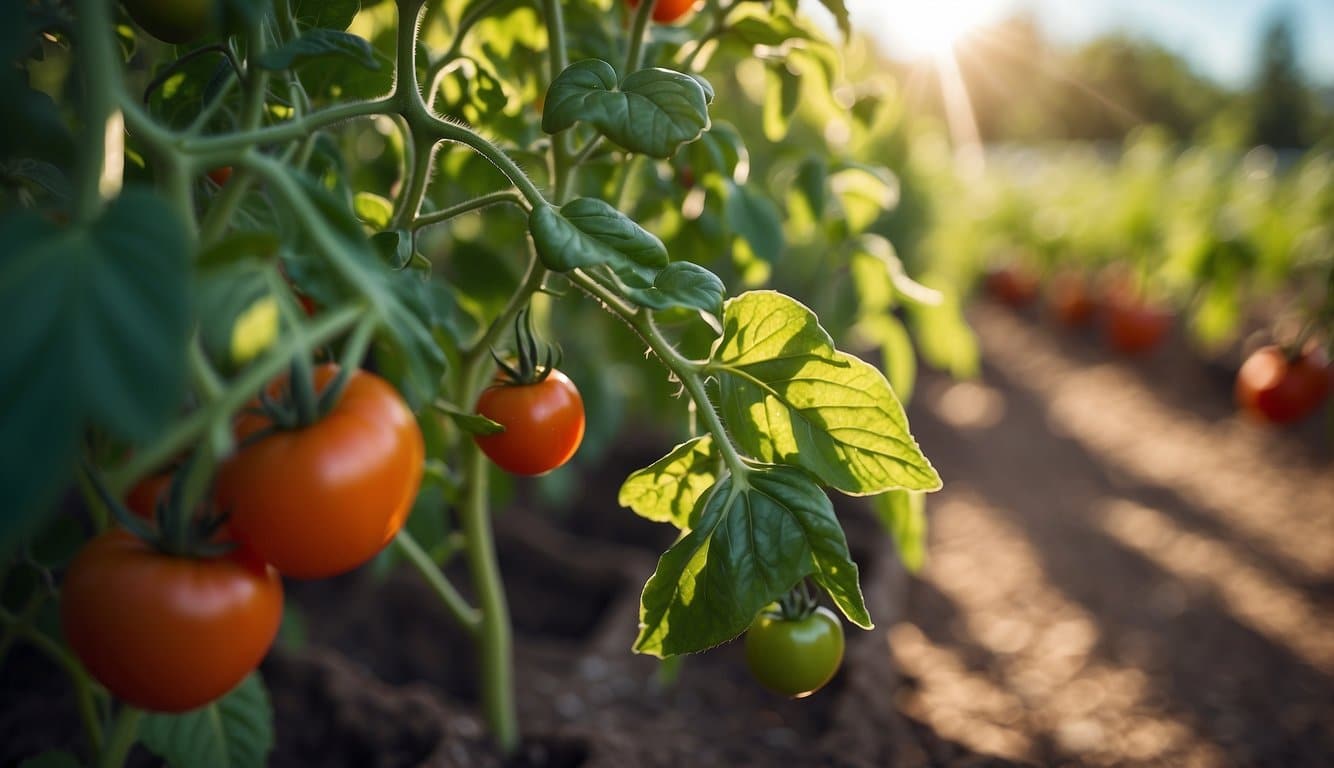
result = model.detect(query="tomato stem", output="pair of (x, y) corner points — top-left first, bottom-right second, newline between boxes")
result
(0, 606), (106, 754)
(624, 0), (656, 76)
(393, 531), (482, 633)
(459, 442), (519, 753)
(97, 707), (143, 768)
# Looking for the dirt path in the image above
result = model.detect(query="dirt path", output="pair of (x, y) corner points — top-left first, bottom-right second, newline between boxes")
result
(892, 303), (1334, 767)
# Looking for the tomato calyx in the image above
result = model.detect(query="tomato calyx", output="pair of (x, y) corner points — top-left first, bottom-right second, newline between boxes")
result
(771, 580), (820, 622)
(491, 308), (562, 386)
(85, 457), (234, 559)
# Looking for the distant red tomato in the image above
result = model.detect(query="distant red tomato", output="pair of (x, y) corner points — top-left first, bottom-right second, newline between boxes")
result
(1104, 296), (1172, 355)
(126, 474), (172, 520)
(207, 166), (233, 186)
(984, 267), (1040, 308)
(1235, 345), (1330, 424)
(627, 0), (697, 24)
(1048, 272), (1096, 327)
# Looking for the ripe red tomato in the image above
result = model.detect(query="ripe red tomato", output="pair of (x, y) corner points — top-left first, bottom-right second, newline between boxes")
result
(745, 606), (844, 698)
(984, 266), (1040, 308)
(207, 166), (233, 186)
(475, 369), (585, 476)
(216, 365), (424, 579)
(1048, 272), (1096, 327)
(627, 0), (697, 24)
(1104, 296), (1172, 355)
(61, 530), (283, 713)
(1235, 345), (1330, 424)
(122, 0), (215, 44)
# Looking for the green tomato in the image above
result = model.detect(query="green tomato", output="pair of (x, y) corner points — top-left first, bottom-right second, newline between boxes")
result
(744, 605), (845, 697)
(123, 0), (215, 44)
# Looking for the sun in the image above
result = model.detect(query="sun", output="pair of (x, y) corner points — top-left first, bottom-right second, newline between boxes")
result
(842, 0), (1003, 61)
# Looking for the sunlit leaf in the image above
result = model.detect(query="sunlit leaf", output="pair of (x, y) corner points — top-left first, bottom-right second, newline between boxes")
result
(618, 436), (717, 528)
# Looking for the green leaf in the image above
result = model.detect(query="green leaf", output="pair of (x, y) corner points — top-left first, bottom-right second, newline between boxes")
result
(871, 490), (927, 573)
(257, 29), (379, 72)
(855, 234), (941, 308)
(195, 263), (275, 371)
(0, 190), (191, 543)
(354, 192), (394, 230)
(542, 59), (712, 158)
(371, 230), (413, 270)
(856, 313), (917, 406)
(291, 0), (359, 30)
(726, 14), (816, 47)
(762, 62), (801, 143)
(433, 402), (504, 436)
(559, 197), (668, 270)
(618, 436), (717, 528)
(634, 466), (869, 657)
(816, 0), (851, 39)
(725, 181), (784, 263)
(624, 262), (726, 316)
(140, 673), (274, 768)
(711, 292), (940, 495)
(907, 279), (979, 380)
(529, 198), (666, 276)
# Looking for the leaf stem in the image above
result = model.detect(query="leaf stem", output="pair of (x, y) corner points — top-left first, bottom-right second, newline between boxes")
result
(97, 707), (143, 768)
(624, 0), (656, 76)
(393, 531), (483, 634)
(566, 270), (749, 480)
(411, 190), (527, 232)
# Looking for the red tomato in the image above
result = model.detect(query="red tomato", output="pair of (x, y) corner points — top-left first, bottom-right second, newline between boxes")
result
(1104, 296), (1172, 355)
(1048, 272), (1096, 327)
(475, 370), (585, 476)
(61, 530), (283, 713)
(1235, 345), (1331, 424)
(984, 266), (1040, 308)
(207, 166), (233, 186)
(216, 365), (424, 579)
(627, 0), (697, 24)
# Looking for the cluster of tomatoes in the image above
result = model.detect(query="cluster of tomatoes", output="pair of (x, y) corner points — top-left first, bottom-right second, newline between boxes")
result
(984, 265), (1332, 426)
(62, 353), (587, 713)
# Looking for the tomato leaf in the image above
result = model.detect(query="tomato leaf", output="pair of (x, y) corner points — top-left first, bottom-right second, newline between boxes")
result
(291, 0), (360, 30)
(139, 673), (274, 768)
(542, 59), (712, 159)
(528, 198), (666, 277)
(725, 181), (784, 263)
(0, 190), (190, 545)
(815, 0), (851, 39)
(762, 61), (801, 143)
(633, 467), (871, 658)
(871, 490), (927, 573)
(711, 292), (940, 495)
(624, 262), (726, 316)
(354, 192), (395, 230)
(618, 436), (717, 528)
(257, 29), (380, 72)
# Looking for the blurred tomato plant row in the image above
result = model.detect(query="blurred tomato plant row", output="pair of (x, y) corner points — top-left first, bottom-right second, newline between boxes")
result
(918, 130), (1332, 423)
(0, 0), (956, 765)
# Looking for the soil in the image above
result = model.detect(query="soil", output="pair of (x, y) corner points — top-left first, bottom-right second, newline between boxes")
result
(3, 300), (1331, 767)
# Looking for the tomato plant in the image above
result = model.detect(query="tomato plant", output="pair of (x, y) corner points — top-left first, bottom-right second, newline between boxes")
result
(1048, 271), (1097, 327)
(745, 596), (845, 698)
(61, 530), (283, 713)
(1236, 345), (1331, 424)
(1, 0), (946, 764)
(216, 364), (424, 579)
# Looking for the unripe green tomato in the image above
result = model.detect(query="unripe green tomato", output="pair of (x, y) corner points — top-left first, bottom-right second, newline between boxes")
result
(123, 0), (215, 45)
(744, 606), (845, 697)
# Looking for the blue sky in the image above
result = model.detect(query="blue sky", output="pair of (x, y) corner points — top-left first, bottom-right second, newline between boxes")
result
(831, 0), (1334, 87)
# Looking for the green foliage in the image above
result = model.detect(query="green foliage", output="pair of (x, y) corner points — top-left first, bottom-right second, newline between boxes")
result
(139, 674), (274, 768)
(634, 467), (870, 658)
(0, 189), (190, 544)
